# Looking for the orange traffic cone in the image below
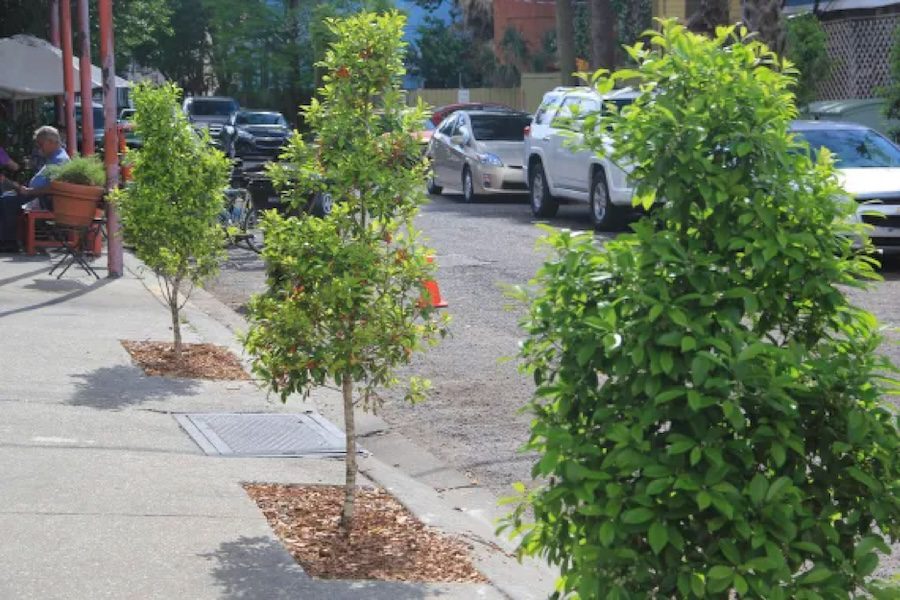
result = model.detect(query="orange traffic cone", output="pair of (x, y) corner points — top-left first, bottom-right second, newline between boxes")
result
(422, 255), (448, 308)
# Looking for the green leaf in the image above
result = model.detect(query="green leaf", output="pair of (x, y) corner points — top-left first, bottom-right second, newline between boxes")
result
(847, 467), (883, 492)
(655, 388), (685, 404)
(645, 478), (670, 496)
(649, 521), (668, 554)
(749, 473), (768, 506)
(799, 566), (832, 584)
(697, 490), (712, 510)
(691, 573), (706, 597)
(734, 573), (749, 596)
(599, 521), (615, 546)
(621, 507), (655, 524)
(668, 439), (696, 455)
(766, 476), (792, 502)
(681, 336), (697, 352)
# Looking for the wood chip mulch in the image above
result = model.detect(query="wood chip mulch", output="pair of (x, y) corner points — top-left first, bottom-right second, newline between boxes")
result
(244, 483), (488, 583)
(121, 340), (249, 380)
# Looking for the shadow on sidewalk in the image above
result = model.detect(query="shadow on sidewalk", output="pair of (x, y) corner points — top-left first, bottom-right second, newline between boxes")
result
(204, 536), (444, 600)
(0, 277), (112, 319)
(68, 364), (200, 410)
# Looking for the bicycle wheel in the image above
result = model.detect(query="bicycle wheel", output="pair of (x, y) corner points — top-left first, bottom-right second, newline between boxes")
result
(242, 205), (264, 253)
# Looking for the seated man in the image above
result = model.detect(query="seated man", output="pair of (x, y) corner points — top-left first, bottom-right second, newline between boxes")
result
(0, 126), (69, 252)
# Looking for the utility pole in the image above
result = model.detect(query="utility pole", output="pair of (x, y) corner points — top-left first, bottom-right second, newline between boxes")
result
(556, 0), (577, 85)
(59, 0), (77, 153)
(77, 0), (94, 155)
(99, 0), (123, 278)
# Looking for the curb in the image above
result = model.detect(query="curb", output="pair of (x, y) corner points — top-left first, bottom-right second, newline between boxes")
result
(121, 251), (557, 599)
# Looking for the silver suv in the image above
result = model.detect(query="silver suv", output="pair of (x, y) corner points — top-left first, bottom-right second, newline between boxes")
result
(524, 87), (637, 230)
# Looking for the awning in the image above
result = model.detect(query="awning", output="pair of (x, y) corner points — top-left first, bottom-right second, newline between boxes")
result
(0, 34), (130, 100)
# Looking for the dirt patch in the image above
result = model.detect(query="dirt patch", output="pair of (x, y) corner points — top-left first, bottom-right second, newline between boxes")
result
(121, 340), (249, 380)
(244, 483), (487, 583)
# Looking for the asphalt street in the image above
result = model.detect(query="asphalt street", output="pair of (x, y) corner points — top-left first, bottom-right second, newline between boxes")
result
(204, 191), (900, 505)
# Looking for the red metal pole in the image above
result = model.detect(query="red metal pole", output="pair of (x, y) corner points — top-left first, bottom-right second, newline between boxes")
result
(99, 0), (123, 278)
(50, 0), (63, 128)
(59, 0), (77, 153)
(76, 0), (94, 155)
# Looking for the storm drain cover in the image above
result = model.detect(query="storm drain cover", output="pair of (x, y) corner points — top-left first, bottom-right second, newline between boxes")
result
(175, 412), (349, 457)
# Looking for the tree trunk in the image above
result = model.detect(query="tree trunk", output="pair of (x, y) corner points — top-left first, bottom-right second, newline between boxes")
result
(687, 0), (730, 36)
(169, 278), (182, 364)
(590, 0), (616, 71)
(556, 0), (577, 85)
(339, 373), (358, 531)
(742, 0), (786, 56)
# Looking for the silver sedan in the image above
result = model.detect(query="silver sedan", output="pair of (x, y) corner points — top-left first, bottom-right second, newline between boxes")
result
(427, 110), (532, 203)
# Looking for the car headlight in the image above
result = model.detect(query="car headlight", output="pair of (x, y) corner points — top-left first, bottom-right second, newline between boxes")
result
(237, 130), (254, 141)
(477, 152), (503, 167)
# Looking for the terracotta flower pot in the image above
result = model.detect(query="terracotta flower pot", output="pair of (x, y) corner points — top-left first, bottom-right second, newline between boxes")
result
(50, 180), (104, 227)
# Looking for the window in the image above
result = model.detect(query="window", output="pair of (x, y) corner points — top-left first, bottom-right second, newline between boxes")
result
(796, 128), (900, 168)
(438, 115), (457, 136)
(237, 113), (286, 126)
(534, 94), (563, 125)
(190, 99), (238, 117)
(469, 114), (532, 141)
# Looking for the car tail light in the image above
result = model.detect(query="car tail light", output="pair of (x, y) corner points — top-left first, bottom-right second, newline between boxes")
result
(524, 125), (531, 137)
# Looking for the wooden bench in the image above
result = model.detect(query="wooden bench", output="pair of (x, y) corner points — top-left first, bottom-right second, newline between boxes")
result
(19, 209), (104, 257)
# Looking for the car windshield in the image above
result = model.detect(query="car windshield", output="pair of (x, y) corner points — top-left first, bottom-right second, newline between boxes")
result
(237, 112), (286, 126)
(469, 114), (531, 141)
(191, 100), (236, 116)
(75, 106), (105, 129)
(795, 128), (900, 168)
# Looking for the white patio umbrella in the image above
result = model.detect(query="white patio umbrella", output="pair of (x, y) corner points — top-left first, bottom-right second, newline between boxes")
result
(0, 34), (130, 100)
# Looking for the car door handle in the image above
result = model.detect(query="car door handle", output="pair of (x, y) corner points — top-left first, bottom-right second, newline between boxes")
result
(541, 136), (551, 142)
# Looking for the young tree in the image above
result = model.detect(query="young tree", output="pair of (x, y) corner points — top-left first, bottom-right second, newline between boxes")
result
(505, 21), (899, 599)
(784, 13), (831, 107)
(114, 83), (231, 363)
(883, 25), (900, 142)
(243, 11), (447, 529)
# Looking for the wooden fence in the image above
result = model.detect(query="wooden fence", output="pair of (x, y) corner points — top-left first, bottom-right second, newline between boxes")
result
(408, 73), (562, 113)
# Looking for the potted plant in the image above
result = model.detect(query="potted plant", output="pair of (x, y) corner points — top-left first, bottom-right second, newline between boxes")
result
(47, 155), (106, 226)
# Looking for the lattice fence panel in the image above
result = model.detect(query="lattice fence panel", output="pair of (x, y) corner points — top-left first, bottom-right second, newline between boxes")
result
(818, 13), (899, 100)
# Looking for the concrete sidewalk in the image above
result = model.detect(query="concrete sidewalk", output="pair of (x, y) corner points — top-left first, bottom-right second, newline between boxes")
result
(0, 254), (555, 600)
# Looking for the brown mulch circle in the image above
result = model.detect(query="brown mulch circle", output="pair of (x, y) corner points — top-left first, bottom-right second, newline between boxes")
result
(121, 340), (249, 380)
(244, 483), (488, 583)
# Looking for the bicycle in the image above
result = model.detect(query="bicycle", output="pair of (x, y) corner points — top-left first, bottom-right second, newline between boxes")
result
(220, 187), (263, 253)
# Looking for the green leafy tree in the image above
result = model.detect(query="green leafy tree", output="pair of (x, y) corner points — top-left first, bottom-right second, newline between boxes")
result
(410, 15), (498, 88)
(114, 83), (231, 363)
(883, 25), (900, 142)
(243, 11), (447, 529)
(504, 21), (900, 599)
(785, 13), (831, 107)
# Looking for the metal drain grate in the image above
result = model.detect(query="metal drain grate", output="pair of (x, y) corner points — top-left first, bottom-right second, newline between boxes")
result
(175, 412), (349, 457)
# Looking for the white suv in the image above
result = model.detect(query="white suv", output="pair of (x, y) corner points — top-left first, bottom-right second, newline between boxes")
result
(524, 87), (637, 230)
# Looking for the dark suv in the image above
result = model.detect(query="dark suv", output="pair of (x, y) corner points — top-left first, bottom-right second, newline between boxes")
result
(182, 96), (240, 154)
(221, 110), (291, 159)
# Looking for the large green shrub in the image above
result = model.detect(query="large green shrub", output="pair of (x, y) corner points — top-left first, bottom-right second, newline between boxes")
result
(883, 25), (900, 142)
(243, 11), (447, 529)
(114, 83), (231, 362)
(785, 13), (831, 107)
(505, 22), (900, 599)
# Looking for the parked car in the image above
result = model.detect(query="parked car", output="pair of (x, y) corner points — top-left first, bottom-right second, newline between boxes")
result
(74, 101), (105, 151)
(791, 120), (900, 251)
(430, 102), (516, 127)
(427, 109), (532, 202)
(117, 107), (141, 148)
(524, 86), (638, 230)
(182, 96), (240, 153)
(221, 110), (291, 159)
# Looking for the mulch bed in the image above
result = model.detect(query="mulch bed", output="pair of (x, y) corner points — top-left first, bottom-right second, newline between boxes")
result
(244, 483), (487, 583)
(121, 340), (249, 380)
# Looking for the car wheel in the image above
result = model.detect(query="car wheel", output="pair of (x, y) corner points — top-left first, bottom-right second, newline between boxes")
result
(309, 191), (333, 217)
(590, 169), (624, 231)
(242, 206), (263, 253)
(427, 172), (443, 195)
(529, 161), (559, 218)
(462, 166), (479, 203)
